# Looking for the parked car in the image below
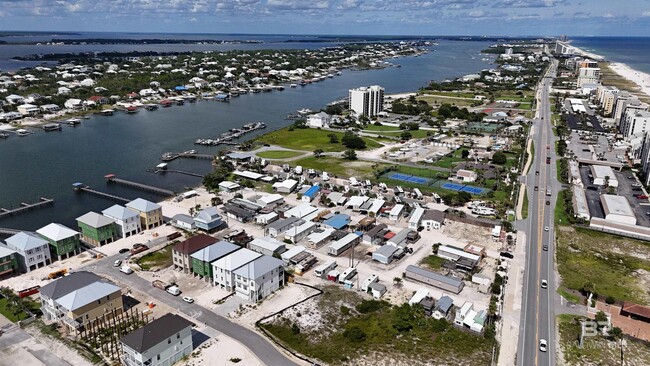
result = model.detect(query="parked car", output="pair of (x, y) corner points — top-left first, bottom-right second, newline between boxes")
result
(534, 186), (539, 191)
(632, 183), (642, 187)
(544, 226), (549, 231)
(637, 195), (649, 199)
(500, 251), (514, 259)
(118, 248), (130, 254)
(114, 260), (122, 267)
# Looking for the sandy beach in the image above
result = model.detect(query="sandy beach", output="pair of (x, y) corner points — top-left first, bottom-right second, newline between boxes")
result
(609, 62), (650, 98)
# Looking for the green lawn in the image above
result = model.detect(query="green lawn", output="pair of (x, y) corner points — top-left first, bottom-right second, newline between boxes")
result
(521, 190), (529, 220)
(0, 298), (30, 322)
(136, 244), (173, 271)
(255, 128), (381, 152)
(256, 150), (305, 159)
(556, 227), (650, 304)
(554, 189), (571, 225)
(420, 255), (447, 270)
(293, 156), (388, 179)
(363, 125), (432, 139)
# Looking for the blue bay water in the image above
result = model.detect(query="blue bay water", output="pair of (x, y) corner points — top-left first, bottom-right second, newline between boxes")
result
(0, 40), (495, 231)
(570, 37), (650, 75)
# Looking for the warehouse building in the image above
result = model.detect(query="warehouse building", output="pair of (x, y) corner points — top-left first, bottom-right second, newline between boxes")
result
(600, 194), (637, 225)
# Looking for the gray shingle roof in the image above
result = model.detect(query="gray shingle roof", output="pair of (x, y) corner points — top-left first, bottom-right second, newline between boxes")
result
(232, 255), (283, 281)
(5, 231), (48, 251)
(120, 313), (194, 353)
(190, 241), (240, 263)
(76, 212), (115, 228)
(39, 272), (106, 300)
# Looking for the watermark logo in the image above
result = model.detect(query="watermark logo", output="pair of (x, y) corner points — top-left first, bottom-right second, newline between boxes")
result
(582, 320), (609, 337)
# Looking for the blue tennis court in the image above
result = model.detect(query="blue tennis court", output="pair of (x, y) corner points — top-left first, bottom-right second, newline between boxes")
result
(442, 182), (485, 194)
(387, 173), (430, 185)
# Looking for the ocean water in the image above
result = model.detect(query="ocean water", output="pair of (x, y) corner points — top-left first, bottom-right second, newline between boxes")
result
(0, 40), (495, 231)
(570, 37), (650, 75)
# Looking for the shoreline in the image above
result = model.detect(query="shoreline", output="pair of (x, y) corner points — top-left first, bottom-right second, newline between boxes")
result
(569, 42), (650, 99)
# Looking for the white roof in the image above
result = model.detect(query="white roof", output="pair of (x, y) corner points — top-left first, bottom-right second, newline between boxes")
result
(408, 206), (425, 224)
(36, 223), (78, 241)
(272, 179), (298, 190)
(600, 194), (635, 217)
(284, 203), (317, 218)
(102, 205), (139, 221)
(233, 255), (284, 281)
(439, 245), (481, 261)
(409, 288), (429, 305)
(258, 194), (284, 205)
(281, 245), (306, 261)
(6, 231), (49, 251)
(77, 211), (115, 228)
(0, 244), (17, 258)
(250, 237), (284, 252)
(591, 165), (616, 180)
(56, 282), (121, 311)
(285, 221), (316, 237)
(346, 196), (369, 207)
(218, 181), (240, 189)
(234, 170), (265, 180)
(389, 204), (405, 216)
(212, 248), (261, 271)
(307, 228), (335, 244)
(329, 233), (359, 251)
(126, 198), (161, 212)
(368, 199), (385, 213)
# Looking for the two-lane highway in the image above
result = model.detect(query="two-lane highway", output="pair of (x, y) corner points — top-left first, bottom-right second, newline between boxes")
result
(518, 59), (559, 366)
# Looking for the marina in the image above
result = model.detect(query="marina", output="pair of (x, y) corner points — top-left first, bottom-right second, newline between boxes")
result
(72, 183), (131, 203)
(194, 121), (266, 146)
(0, 197), (54, 219)
(104, 174), (175, 196)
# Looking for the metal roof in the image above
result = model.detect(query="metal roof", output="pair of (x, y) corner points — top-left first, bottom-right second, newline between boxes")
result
(233, 255), (284, 281)
(36, 223), (78, 242)
(77, 211), (115, 228)
(405, 265), (464, 288)
(56, 281), (121, 311)
(190, 241), (240, 263)
(102, 205), (139, 221)
(6, 231), (49, 251)
(323, 214), (350, 230)
(126, 198), (161, 213)
(40, 272), (107, 300)
(212, 248), (261, 271)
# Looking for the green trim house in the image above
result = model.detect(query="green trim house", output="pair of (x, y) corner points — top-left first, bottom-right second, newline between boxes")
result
(0, 243), (18, 278)
(76, 212), (118, 246)
(36, 223), (81, 260)
(190, 241), (240, 281)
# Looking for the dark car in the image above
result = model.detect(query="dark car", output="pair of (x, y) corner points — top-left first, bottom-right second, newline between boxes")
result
(543, 244), (548, 251)
(534, 186), (539, 191)
(546, 201), (550, 205)
(535, 171), (539, 176)
(118, 248), (130, 254)
(500, 251), (514, 259)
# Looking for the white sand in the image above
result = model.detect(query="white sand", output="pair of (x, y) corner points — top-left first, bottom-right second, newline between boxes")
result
(178, 326), (265, 366)
(609, 62), (650, 98)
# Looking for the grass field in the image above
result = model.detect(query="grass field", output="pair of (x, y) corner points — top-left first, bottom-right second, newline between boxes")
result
(0, 297), (30, 322)
(558, 314), (650, 366)
(262, 286), (495, 365)
(417, 95), (475, 107)
(554, 189), (572, 225)
(255, 150), (305, 159)
(521, 190), (529, 220)
(556, 226), (650, 304)
(255, 128), (381, 152)
(136, 244), (174, 271)
(420, 255), (447, 270)
(293, 156), (388, 179)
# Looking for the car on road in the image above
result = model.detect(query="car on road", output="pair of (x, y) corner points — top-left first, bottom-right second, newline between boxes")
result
(543, 244), (548, 251)
(541, 279), (548, 289)
(118, 248), (130, 254)
(633, 187), (642, 191)
(539, 339), (548, 352)
(637, 195), (649, 199)
(113, 259), (122, 267)
(546, 145), (550, 150)
(632, 183), (642, 187)
(628, 175), (635, 179)
(534, 186), (539, 191)
(544, 226), (549, 231)
(535, 171), (539, 176)
(182, 296), (194, 303)
(546, 201), (550, 205)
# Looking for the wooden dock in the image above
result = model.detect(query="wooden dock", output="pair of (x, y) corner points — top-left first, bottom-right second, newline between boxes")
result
(161, 152), (214, 162)
(161, 169), (205, 178)
(0, 197), (54, 219)
(105, 174), (175, 196)
(73, 183), (131, 203)
(0, 227), (21, 236)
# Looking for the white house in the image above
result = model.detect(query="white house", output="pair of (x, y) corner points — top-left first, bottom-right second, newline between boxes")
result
(272, 179), (298, 193)
(455, 169), (477, 183)
(212, 248), (261, 291)
(171, 214), (196, 231)
(5, 231), (52, 272)
(120, 313), (194, 366)
(389, 204), (405, 221)
(407, 206), (425, 230)
(233, 255), (285, 302)
(101, 205), (141, 238)
(64, 98), (83, 109)
(307, 112), (331, 128)
(17, 103), (40, 116)
(421, 210), (446, 230)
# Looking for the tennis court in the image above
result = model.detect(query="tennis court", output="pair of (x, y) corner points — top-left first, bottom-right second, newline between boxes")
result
(441, 182), (485, 194)
(387, 172), (431, 185)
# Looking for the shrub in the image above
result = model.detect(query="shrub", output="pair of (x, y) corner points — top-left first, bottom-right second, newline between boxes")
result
(605, 296), (615, 305)
(340, 305), (350, 315)
(355, 299), (388, 314)
(343, 326), (367, 342)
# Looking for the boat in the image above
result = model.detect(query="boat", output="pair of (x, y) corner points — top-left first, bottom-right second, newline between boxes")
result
(160, 100), (173, 108)
(275, 85), (285, 91)
(16, 129), (30, 136)
(0, 132), (9, 139)
(161, 152), (180, 161)
(144, 104), (158, 111)
(43, 123), (62, 131)
(176, 99), (185, 106)
(290, 84), (298, 88)
(99, 109), (114, 116)
(126, 106), (138, 114)
(66, 118), (82, 125)
(297, 108), (313, 115)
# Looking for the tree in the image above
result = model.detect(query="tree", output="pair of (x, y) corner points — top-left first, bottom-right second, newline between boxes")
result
(492, 151), (507, 165)
(609, 326), (623, 340)
(393, 277), (402, 287)
(461, 149), (470, 159)
(327, 133), (339, 144)
(313, 149), (324, 158)
(400, 131), (412, 140)
(343, 149), (357, 160)
(341, 131), (366, 149)
(291, 323), (300, 335)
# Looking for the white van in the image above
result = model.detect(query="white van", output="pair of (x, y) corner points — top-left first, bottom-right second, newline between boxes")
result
(322, 171), (329, 181)
(120, 266), (133, 275)
(166, 285), (181, 296)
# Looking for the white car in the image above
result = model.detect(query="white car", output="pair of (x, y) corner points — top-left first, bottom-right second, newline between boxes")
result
(544, 226), (549, 232)
(182, 296), (194, 303)
(113, 259), (122, 267)
(541, 279), (548, 289)
(539, 339), (547, 352)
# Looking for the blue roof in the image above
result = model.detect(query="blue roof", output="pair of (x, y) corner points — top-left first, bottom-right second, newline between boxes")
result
(323, 213), (350, 230)
(175, 86), (187, 91)
(216, 93), (229, 99)
(304, 185), (321, 198)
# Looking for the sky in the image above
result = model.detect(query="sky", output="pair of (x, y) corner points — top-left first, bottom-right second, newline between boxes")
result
(0, 0), (649, 36)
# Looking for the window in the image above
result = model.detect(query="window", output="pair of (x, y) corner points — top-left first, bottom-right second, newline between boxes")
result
(157, 355), (160, 361)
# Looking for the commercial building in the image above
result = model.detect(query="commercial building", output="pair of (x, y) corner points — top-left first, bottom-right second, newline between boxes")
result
(172, 234), (219, 274)
(233, 255), (285, 301)
(126, 198), (163, 229)
(102, 205), (142, 238)
(40, 272), (123, 334)
(36, 223), (81, 260)
(620, 109), (650, 139)
(349, 85), (384, 117)
(190, 240), (240, 280)
(404, 265), (465, 294)
(600, 194), (637, 225)
(76, 212), (118, 246)
(590, 165), (619, 187)
(5, 231), (52, 272)
(641, 131), (650, 186)
(120, 313), (194, 366)
(577, 67), (600, 87)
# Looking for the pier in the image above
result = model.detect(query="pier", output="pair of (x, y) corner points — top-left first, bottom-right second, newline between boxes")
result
(0, 197), (54, 219)
(73, 183), (131, 203)
(160, 169), (205, 178)
(104, 174), (175, 196)
(161, 151), (214, 162)
(0, 228), (20, 236)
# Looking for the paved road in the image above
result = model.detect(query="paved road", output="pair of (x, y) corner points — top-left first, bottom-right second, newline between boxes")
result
(86, 253), (301, 366)
(517, 59), (559, 366)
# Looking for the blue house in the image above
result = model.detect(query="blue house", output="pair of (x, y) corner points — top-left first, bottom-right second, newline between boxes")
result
(301, 185), (321, 202)
(322, 214), (351, 230)
(194, 207), (223, 233)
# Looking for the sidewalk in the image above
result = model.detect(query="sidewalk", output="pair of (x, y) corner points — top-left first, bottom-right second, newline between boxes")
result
(497, 230), (527, 366)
